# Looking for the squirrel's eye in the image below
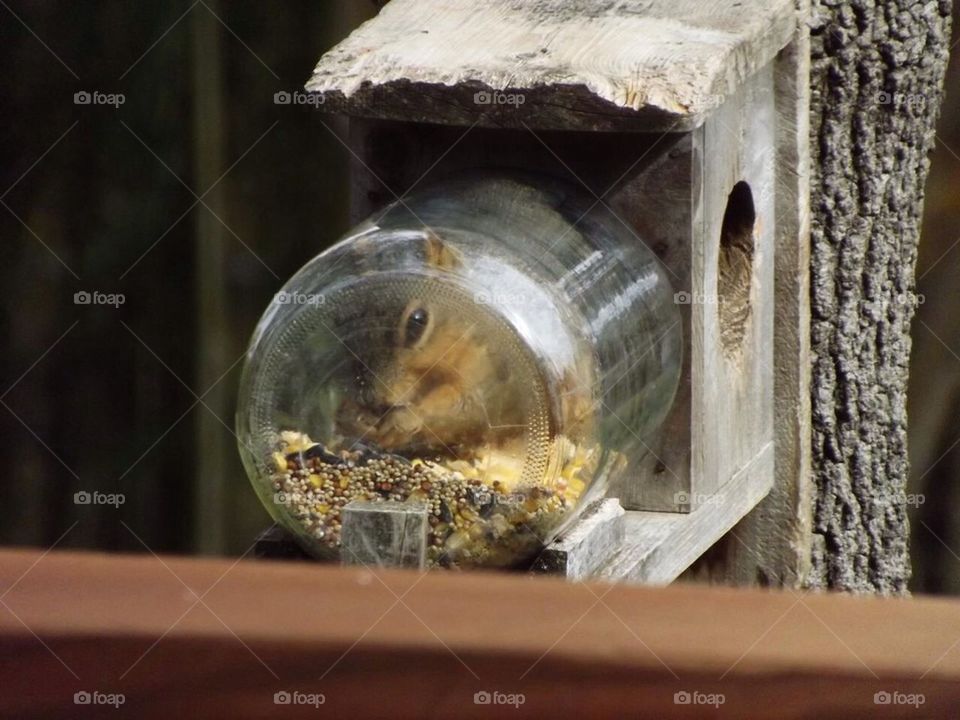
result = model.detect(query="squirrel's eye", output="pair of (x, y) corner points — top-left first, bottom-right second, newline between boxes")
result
(403, 307), (430, 347)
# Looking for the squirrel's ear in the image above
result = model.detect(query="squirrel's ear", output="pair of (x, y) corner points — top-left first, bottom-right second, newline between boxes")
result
(423, 230), (461, 271)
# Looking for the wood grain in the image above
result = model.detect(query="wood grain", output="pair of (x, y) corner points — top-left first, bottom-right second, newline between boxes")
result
(603, 442), (774, 584)
(1, 548), (960, 718)
(532, 498), (625, 579)
(692, 18), (815, 589)
(306, 0), (798, 131)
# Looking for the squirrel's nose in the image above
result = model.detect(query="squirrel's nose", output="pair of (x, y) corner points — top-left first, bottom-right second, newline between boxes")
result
(383, 406), (423, 435)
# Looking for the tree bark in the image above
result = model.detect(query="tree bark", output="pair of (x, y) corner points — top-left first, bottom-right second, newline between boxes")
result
(808, 0), (952, 592)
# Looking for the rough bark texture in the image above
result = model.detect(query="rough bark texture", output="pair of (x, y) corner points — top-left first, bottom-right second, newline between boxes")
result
(808, 0), (952, 592)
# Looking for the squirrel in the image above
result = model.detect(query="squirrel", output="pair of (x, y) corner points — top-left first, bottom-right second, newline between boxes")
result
(336, 231), (532, 456)
(335, 229), (598, 465)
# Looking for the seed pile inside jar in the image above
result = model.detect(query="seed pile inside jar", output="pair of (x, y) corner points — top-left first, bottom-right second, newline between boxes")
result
(268, 430), (590, 568)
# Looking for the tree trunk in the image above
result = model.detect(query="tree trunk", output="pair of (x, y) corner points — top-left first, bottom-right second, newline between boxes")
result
(808, 0), (952, 592)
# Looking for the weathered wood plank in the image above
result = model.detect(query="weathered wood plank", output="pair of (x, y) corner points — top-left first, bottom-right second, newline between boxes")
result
(306, 0), (799, 131)
(601, 442), (774, 584)
(532, 498), (625, 579)
(1, 548), (960, 718)
(692, 19), (815, 589)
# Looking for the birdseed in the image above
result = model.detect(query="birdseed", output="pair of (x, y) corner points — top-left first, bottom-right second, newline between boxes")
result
(268, 430), (588, 568)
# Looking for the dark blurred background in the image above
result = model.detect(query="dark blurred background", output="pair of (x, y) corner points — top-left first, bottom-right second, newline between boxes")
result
(906, 2), (960, 595)
(0, 1), (375, 557)
(1, 2), (958, 592)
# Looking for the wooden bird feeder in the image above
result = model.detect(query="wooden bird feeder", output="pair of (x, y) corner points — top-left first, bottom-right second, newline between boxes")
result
(288, 0), (810, 584)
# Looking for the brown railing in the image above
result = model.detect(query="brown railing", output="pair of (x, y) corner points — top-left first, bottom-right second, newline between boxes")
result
(1, 548), (958, 718)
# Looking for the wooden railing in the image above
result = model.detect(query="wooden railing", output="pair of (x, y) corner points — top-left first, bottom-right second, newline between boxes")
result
(1, 548), (958, 718)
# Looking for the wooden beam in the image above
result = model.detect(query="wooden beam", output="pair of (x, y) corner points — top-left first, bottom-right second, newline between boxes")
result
(1, 548), (959, 717)
(602, 443), (774, 585)
(532, 498), (625, 579)
(306, 0), (799, 131)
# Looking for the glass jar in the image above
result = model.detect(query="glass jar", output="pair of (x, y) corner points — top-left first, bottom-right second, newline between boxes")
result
(237, 173), (681, 569)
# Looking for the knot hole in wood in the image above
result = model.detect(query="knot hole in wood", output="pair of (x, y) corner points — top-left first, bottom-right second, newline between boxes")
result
(717, 180), (756, 358)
